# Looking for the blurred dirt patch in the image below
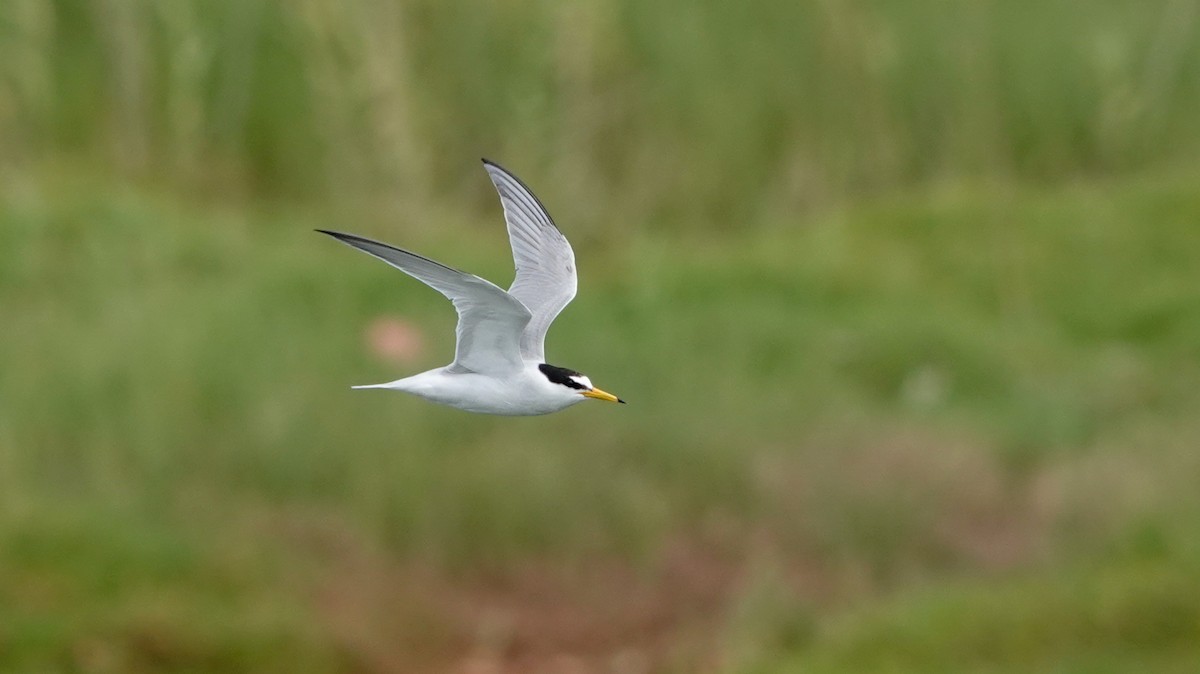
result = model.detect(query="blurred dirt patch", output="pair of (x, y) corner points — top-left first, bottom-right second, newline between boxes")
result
(307, 533), (743, 674)
(365, 316), (426, 365)
(263, 426), (1162, 674)
(755, 428), (1059, 586)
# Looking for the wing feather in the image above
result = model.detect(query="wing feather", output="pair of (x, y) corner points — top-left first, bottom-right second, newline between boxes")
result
(318, 230), (531, 374)
(481, 159), (577, 362)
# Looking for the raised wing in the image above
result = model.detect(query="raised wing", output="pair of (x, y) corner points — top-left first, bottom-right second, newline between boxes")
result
(482, 159), (577, 362)
(318, 230), (532, 375)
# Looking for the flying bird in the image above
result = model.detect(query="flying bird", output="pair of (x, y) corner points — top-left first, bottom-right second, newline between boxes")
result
(319, 159), (625, 415)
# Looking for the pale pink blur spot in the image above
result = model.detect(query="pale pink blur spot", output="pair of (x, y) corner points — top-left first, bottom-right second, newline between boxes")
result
(365, 316), (426, 365)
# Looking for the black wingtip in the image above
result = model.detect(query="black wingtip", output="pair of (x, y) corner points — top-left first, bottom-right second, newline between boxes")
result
(316, 229), (364, 245)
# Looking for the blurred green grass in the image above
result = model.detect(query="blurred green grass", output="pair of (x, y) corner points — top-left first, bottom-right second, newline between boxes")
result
(4, 0), (1200, 671)
(5, 1), (1200, 219)
(3, 169), (1200, 671)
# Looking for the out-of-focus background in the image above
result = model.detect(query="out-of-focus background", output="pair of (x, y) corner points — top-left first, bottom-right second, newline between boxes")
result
(3, 0), (1200, 672)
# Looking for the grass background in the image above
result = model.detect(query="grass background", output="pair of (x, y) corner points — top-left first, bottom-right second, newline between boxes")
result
(3, 0), (1200, 672)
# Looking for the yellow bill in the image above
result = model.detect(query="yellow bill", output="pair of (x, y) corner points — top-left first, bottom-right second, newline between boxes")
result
(583, 387), (625, 404)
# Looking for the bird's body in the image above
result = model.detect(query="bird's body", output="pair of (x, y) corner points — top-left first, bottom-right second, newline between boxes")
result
(320, 159), (623, 415)
(354, 363), (586, 416)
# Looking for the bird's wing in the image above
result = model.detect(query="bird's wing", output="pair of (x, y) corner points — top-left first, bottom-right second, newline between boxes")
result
(318, 230), (532, 375)
(482, 159), (577, 362)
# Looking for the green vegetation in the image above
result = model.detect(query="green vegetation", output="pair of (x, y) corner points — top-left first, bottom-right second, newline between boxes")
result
(6, 0), (1200, 218)
(3, 0), (1200, 672)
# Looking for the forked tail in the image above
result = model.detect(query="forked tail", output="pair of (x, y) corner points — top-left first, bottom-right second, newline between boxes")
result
(351, 383), (394, 390)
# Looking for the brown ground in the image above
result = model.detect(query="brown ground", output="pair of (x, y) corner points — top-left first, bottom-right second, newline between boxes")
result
(283, 429), (1096, 674)
(314, 534), (746, 674)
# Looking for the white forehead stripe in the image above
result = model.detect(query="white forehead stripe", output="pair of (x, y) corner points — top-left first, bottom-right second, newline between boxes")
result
(570, 375), (593, 389)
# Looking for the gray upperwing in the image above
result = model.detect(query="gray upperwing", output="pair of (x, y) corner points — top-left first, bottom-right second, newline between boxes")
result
(481, 159), (578, 362)
(318, 229), (532, 374)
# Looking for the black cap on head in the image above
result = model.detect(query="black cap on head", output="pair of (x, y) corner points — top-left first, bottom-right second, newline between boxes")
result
(538, 363), (588, 390)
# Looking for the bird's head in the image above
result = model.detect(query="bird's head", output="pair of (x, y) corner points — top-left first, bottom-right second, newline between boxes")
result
(538, 363), (625, 405)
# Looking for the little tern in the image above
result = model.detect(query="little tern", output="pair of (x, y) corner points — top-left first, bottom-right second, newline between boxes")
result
(318, 159), (625, 415)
